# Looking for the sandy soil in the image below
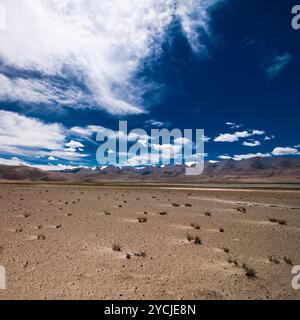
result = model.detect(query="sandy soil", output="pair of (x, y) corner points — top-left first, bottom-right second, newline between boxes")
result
(0, 183), (300, 300)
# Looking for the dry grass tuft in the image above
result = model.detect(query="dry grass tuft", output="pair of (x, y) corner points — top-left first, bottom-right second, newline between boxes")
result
(283, 256), (293, 266)
(236, 206), (247, 213)
(223, 247), (230, 253)
(268, 256), (280, 264)
(190, 223), (200, 230)
(112, 243), (122, 252)
(268, 218), (287, 225)
(186, 233), (194, 242)
(138, 216), (147, 223)
(242, 263), (256, 279)
(194, 235), (202, 245)
(133, 251), (147, 258)
(159, 211), (167, 216)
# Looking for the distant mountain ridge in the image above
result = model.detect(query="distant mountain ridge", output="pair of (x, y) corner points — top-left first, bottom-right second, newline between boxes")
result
(0, 157), (300, 183)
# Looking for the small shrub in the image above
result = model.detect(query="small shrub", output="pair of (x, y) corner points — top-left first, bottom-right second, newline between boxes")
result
(227, 257), (238, 266)
(15, 227), (23, 233)
(37, 234), (46, 240)
(190, 223), (200, 230)
(112, 243), (122, 252)
(268, 256), (280, 264)
(23, 213), (31, 218)
(283, 256), (293, 266)
(268, 218), (287, 225)
(223, 247), (230, 253)
(104, 211), (111, 216)
(236, 206), (246, 213)
(186, 233), (194, 242)
(219, 228), (225, 233)
(194, 235), (202, 245)
(126, 253), (131, 259)
(172, 203), (180, 207)
(242, 263), (256, 279)
(185, 203), (192, 207)
(134, 251), (146, 258)
(138, 216), (147, 223)
(159, 211), (167, 216)
(204, 211), (211, 217)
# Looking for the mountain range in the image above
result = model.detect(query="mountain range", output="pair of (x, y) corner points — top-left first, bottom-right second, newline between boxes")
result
(0, 157), (300, 184)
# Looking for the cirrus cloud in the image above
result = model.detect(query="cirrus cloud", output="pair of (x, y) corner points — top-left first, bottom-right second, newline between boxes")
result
(0, 0), (220, 114)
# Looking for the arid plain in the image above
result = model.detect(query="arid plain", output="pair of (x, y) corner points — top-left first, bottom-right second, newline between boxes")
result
(0, 183), (300, 300)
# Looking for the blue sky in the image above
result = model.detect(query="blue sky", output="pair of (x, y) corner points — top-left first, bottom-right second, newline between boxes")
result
(0, 0), (299, 170)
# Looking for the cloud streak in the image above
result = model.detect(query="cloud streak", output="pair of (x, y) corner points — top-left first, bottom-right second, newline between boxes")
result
(265, 53), (292, 80)
(0, 0), (219, 114)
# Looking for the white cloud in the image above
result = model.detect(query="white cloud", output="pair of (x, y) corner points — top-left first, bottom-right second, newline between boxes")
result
(0, 110), (88, 160)
(235, 131), (251, 138)
(0, 0), (220, 114)
(272, 147), (299, 156)
(252, 130), (265, 136)
(0, 74), (86, 106)
(0, 155), (88, 171)
(48, 156), (57, 161)
(214, 131), (251, 142)
(226, 122), (243, 129)
(214, 129), (266, 143)
(202, 136), (211, 142)
(218, 155), (232, 160)
(214, 133), (239, 143)
(209, 160), (219, 164)
(265, 53), (293, 80)
(33, 163), (86, 171)
(70, 125), (104, 137)
(65, 140), (84, 149)
(0, 156), (28, 166)
(0, 110), (65, 153)
(243, 140), (261, 147)
(44, 150), (88, 160)
(232, 153), (271, 161)
(145, 119), (165, 127)
(70, 124), (151, 146)
(264, 135), (274, 141)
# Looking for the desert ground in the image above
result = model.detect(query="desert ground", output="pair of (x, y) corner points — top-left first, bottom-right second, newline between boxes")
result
(0, 183), (300, 300)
